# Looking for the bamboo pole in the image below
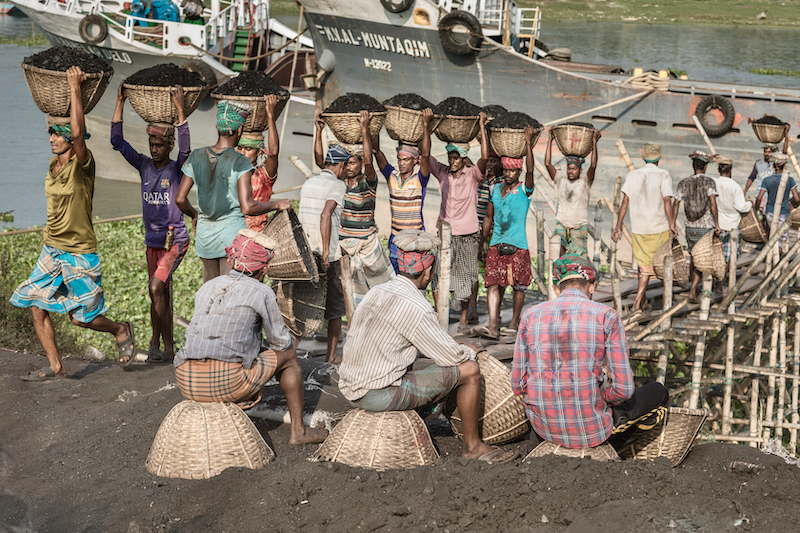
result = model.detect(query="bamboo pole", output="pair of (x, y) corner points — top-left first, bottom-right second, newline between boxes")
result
(437, 220), (452, 329)
(339, 254), (355, 325)
(689, 274), (713, 408)
(541, 90), (654, 127)
(616, 139), (635, 171)
(289, 154), (314, 178)
(750, 317), (766, 447)
(763, 311), (781, 441)
(722, 228), (738, 436)
(611, 178), (623, 315)
(690, 115), (718, 155)
(767, 170), (790, 271)
(791, 308), (800, 454)
(279, 4), (304, 144)
(534, 204), (547, 296)
(777, 304), (788, 439)
(631, 299), (689, 340)
(742, 236), (800, 307)
(656, 258), (673, 385)
(532, 156), (558, 191)
(602, 197), (633, 246)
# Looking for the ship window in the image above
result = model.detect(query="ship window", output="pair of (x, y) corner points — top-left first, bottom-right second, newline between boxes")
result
(632, 120), (657, 127)
(672, 123), (697, 130)
(592, 115), (616, 123)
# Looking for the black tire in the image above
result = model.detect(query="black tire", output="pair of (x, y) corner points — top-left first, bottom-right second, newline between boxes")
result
(78, 14), (108, 45)
(438, 11), (483, 56)
(380, 0), (414, 13)
(695, 94), (735, 137)
(183, 58), (217, 88)
(534, 39), (549, 53)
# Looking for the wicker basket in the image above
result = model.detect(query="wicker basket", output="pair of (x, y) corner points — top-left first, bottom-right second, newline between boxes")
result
(22, 63), (112, 116)
(434, 115), (480, 143)
(311, 409), (439, 471)
(524, 441), (619, 462)
(320, 111), (387, 144)
(791, 206), (800, 229)
(262, 209), (319, 282)
(210, 93), (290, 132)
(444, 352), (530, 445)
(551, 123), (596, 157)
(653, 238), (689, 285)
(692, 231), (726, 280)
(145, 400), (274, 479)
(384, 106), (444, 144)
(46, 114), (71, 128)
(488, 126), (543, 158)
(123, 84), (205, 124)
(620, 407), (709, 467)
(739, 208), (768, 243)
(752, 122), (786, 144)
(272, 278), (327, 338)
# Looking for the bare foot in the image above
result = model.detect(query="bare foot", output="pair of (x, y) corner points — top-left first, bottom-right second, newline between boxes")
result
(289, 426), (329, 445)
(460, 442), (496, 460)
(327, 355), (342, 365)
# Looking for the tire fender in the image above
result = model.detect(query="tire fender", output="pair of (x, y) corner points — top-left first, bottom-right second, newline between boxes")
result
(183, 58), (217, 88)
(78, 14), (108, 45)
(695, 94), (735, 137)
(380, 0), (414, 13)
(438, 10), (483, 56)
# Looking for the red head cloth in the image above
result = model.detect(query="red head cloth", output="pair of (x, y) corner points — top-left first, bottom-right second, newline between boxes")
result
(501, 156), (524, 170)
(397, 250), (435, 275)
(225, 232), (274, 274)
(146, 123), (175, 142)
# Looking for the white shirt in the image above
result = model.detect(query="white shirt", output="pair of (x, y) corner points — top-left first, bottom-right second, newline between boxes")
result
(298, 169), (347, 261)
(712, 176), (752, 231)
(621, 163), (673, 235)
(554, 171), (591, 228)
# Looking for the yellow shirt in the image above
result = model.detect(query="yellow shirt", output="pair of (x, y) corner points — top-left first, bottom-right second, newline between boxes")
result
(43, 150), (97, 254)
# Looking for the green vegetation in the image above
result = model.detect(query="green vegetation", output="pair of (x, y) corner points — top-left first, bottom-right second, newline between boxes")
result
(751, 68), (800, 78)
(0, 211), (13, 223)
(0, 24), (48, 46)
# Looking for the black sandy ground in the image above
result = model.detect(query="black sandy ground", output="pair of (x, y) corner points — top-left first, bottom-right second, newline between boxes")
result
(3, 348), (800, 533)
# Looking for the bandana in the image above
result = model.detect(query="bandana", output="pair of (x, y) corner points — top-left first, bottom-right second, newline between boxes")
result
(642, 143), (661, 162)
(238, 131), (264, 150)
(146, 123), (175, 142)
(552, 253), (597, 286)
(397, 144), (420, 159)
(224, 229), (275, 274)
(501, 156), (523, 170)
(688, 150), (712, 163)
(714, 155), (733, 165)
(48, 124), (90, 142)
(216, 100), (252, 135)
(763, 144), (779, 151)
(397, 250), (435, 275)
(393, 229), (440, 252)
(445, 143), (469, 158)
(770, 152), (789, 166)
(325, 144), (351, 164)
(565, 155), (585, 167)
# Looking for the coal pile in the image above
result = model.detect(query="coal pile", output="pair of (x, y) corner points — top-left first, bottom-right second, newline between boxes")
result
(488, 111), (541, 130)
(24, 46), (112, 74)
(383, 93), (440, 113)
(125, 63), (204, 87)
(437, 97), (481, 117)
(323, 93), (385, 114)
(560, 121), (595, 129)
(215, 71), (289, 97)
(754, 115), (785, 126)
(483, 104), (508, 119)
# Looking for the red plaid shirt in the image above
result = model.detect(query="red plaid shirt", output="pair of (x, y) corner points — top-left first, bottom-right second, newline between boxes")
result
(512, 288), (633, 448)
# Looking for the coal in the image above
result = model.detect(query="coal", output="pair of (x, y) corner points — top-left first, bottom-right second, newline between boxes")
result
(754, 115), (785, 126)
(487, 111), (541, 130)
(23, 46), (112, 74)
(323, 93), (385, 114)
(125, 63), (204, 87)
(382, 93), (440, 113)
(561, 121), (595, 129)
(437, 97), (481, 117)
(215, 70), (289, 97)
(483, 104), (508, 119)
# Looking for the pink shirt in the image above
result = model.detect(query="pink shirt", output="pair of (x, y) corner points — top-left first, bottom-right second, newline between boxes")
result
(429, 158), (484, 235)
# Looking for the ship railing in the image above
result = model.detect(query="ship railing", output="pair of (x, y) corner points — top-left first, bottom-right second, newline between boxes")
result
(441, 0), (541, 48)
(92, 6), (207, 55)
(205, 0), (269, 50)
(41, 0), (80, 15)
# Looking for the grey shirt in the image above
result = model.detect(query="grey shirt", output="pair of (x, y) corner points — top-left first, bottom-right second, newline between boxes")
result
(174, 270), (294, 368)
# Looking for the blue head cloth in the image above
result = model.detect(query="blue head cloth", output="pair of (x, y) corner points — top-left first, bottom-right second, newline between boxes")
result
(325, 144), (351, 164)
(48, 124), (90, 142)
(445, 143), (469, 158)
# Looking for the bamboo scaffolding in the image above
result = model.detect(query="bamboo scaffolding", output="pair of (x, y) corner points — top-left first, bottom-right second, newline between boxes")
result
(611, 177), (624, 315)
(750, 318), (766, 447)
(437, 220), (452, 329)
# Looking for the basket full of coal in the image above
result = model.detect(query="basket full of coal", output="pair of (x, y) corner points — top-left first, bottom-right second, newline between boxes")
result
(21, 46), (114, 117)
(487, 112), (543, 158)
(752, 115), (788, 144)
(123, 64), (206, 124)
(320, 93), (387, 144)
(435, 97), (481, 143)
(382, 93), (443, 144)
(551, 121), (597, 158)
(211, 71), (290, 132)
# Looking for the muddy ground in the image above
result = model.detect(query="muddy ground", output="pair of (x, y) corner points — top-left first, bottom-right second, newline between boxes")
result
(2, 348), (800, 533)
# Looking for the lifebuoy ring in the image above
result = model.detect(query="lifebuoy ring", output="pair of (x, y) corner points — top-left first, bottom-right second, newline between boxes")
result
(695, 94), (735, 137)
(78, 14), (108, 45)
(380, 0), (414, 13)
(438, 10), (483, 56)
(183, 58), (217, 88)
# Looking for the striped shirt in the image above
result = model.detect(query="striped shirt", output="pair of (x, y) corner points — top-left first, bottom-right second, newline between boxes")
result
(340, 173), (378, 239)
(299, 169), (347, 261)
(381, 164), (430, 235)
(477, 175), (502, 225)
(339, 275), (476, 401)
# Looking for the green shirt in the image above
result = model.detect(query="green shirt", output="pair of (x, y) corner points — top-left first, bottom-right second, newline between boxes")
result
(43, 151), (97, 254)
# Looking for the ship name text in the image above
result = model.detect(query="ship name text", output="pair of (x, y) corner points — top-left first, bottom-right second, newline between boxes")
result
(315, 25), (430, 58)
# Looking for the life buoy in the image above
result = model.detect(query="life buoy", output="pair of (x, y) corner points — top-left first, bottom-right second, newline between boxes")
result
(183, 58), (217, 88)
(78, 14), (108, 45)
(380, 0), (414, 13)
(695, 94), (735, 137)
(438, 10), (483, 56)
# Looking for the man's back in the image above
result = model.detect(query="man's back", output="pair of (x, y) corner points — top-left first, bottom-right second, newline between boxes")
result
(299, 169), (346, 260)
(761, 173), (797, 216)
(621, 164), (672, 235)
(676, 174), (717, 225)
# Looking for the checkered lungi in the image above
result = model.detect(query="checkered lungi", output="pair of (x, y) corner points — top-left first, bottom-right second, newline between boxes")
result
(9, 245), (108, 324)
(175, 349), (279, 409)
(685, 226), (712, 251)
(340, 233), (395, 307)
(766, 212), (792, 243)
(719, 230), (741, 263)
(554, 221), (590, 257)
(347, 362), (461, 412)
(450, 232), (480, 301)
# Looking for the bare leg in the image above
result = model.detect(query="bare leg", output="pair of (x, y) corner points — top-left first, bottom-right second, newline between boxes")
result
(509, 289), (525, 330)
(632, 271), (651, 312)
(467, 281), (479, 323)
(274, 348), (328, 445)
(150, 278), (174, 358)
(71, 314), (128, 343)
(326, 317), (342, 365)
(688, 263), (701, 301)
(201, 257), (222, 283)
(486, 285), (501, 336)
(460, 299), (470, 327)
(31, 308), (66, 377)
(432, 289), (439, 313)
(455, 360), (494, 459)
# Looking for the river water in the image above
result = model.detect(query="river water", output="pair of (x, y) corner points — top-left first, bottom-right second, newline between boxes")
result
(2, 13), (800, 229)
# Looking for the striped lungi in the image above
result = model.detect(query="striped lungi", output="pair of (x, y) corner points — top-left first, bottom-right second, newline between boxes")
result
(339, 233), (395, 307)
(450, 232), (480, 301)
(175, 350), (279, 409)
(9, 245), (107, 324)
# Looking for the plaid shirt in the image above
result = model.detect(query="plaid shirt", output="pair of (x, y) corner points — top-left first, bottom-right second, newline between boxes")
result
(512, 288), (633, 448)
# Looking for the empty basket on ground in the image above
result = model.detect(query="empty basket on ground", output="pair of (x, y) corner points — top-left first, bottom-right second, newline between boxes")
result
(653, 238), (689, 285)
(434, 115), (480, 143)
(384, 106), (444, 144)
(123, 84), (205, 124)
(210, 93), (290, 132)
(273, 278), (326, 338)
(551, 123), (596, 157)
(489, 126), (543, 158)
(739, 209), (768, 243)
(311, 409), (438, 471)
(445, 352), (530, 445)
(262, 209), (319, 282)
(525, 441), (619, 462)
(619, 407), (709, 467)
(692, 231), (726, 280)
(320, 111), (387, 144)
(22, 63), (112, 116)
(752, 122), (786, 144)
(145, 400), (274, 479)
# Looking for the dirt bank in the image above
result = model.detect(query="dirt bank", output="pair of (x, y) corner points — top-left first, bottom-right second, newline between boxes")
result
(2, 349), (800, 533)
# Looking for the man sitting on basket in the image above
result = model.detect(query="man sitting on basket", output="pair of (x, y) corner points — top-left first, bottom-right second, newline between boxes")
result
(338, 229), (518, 464)
(174, 228), (328, 445)
(512, 254), (670, 454)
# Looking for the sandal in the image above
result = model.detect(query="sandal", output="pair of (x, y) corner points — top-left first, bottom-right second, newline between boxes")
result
(472, 325), (500, 340)
(146, 346), (170, 364)
(457, 325), (473, 336)
(21, 366), (66, 382)
(117, 321), (136, 369)
(476, 447), (519, 464)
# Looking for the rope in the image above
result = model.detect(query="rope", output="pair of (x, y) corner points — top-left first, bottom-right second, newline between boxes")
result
(180, 27), (307, 63)
(621, 71), (670, 92)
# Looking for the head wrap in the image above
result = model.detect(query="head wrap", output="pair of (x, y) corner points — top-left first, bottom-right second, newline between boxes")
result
(146, 123), (175, 143)
(486, 148), (500, 160)
(397, 250), (435, 275)
(501, 156), (524, 170)
(325, 144), (351, 164)
(224, 229), (276, 274)
(565, 155), (585, 167)
(397, 144), (420, 159)
(552, 254), (597, 286)
(238, 131), (265, 150)
(642, 143), (661, 162)
(216, 100), (252, 135)
(445, 143), (469, 158)
(763, 143), (779, 151)
(48, 124), (90, 142)
(688, 150), (712, 163)
(714, 155), (733, 166)
(393, 230), (439, 276)
(770, 152), (789, 166)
